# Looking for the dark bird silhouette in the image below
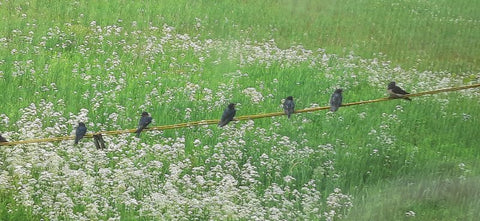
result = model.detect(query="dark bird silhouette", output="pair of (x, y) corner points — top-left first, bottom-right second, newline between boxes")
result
(74, 122), (87, 145)
(388, 82), (411, 101)
(218, 103), (236, 127)
(93, 134), (106, 150)
(330, 89), (343, 112)
(136, 112), (152, 137)
(0, 134), (7, 143)
(283, 96), (295, 118)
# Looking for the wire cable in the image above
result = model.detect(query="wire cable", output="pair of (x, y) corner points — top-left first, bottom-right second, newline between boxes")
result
(1, 83), (479, 146)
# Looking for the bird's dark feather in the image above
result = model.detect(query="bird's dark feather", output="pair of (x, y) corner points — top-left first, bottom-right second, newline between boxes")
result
(391, 86), (409, 95)
(218, 108), (236, 127)
(75, 124), (87, 144)
(330, 91), (343, 112)
(136, 116), (152, 137)
(0, 134), (7, 143)
(283, 99), (295, 118)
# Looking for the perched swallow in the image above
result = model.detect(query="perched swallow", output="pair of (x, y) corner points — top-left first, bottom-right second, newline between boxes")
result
(388, 82), (411, 101)
(218, 103), (236, 127)
(136, 112), (152, 137)
(330, 89), (343, 112)
(0, 134), (7, 143)
(283, 96), (295, 118)
(75, 122), (87, 145)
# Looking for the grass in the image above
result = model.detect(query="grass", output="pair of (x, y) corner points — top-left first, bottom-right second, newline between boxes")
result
(0, 0), (479, 220)
(2, 0), (480, 73)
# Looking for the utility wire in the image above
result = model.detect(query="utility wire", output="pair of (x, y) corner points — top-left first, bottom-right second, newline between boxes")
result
(1, 83), (479, 146)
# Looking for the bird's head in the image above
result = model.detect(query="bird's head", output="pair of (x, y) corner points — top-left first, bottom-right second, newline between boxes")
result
(228, 103), (236, 109)
(388, 82), (396, 88)
(141, 112), (149, 117)
(286, 96), (293, 100)
(78, 122), (86, 127)
(335, 89), (343, 93)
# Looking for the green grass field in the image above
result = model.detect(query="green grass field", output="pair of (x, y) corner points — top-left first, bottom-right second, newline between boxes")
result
(1, 0), (479, 220)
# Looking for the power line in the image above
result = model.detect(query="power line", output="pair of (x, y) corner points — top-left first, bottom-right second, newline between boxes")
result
(1, 83), (479, 146)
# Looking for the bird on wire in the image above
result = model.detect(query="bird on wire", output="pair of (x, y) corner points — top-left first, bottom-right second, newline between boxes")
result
(387, 81), (411, 101)
(330, 89), (343, 112)
(136, 112), (153, 137)
(218, 103), (236, 127)
(283, 96), (295, 118)
(74, 122), (87, 145)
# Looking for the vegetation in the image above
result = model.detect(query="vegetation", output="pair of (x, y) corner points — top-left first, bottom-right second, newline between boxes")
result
(0, 0), (479, 220)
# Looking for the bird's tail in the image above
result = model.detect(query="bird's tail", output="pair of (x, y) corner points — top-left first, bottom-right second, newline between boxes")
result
(98, 135), (106, 149)
(284, 110), (290, 118)
(93, 136), (100, 149)
(135, 127), (143, 137)
(93, 134), (106, 149)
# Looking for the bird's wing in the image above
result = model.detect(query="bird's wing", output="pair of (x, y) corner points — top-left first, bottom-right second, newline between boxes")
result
(139, 117), (152, 128)
(284, 100), (294, 111)
(219, 109), (235, 126)
(392, 86), (409, 94)
(330, 93), (342, 106)
(145, 117), (153, 126)
(77, 127), (87, 136)
(221, 109), (230, 120)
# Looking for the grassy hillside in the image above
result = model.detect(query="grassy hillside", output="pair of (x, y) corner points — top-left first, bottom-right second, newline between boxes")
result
(0, 0), (479, 220)
(2, 0), (480, 73)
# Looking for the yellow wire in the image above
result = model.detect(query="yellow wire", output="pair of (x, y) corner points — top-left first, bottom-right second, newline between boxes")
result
(1, 83), (479, 146)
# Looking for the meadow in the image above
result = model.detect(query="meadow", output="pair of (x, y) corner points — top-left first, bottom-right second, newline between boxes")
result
(0, 0), (479, 220)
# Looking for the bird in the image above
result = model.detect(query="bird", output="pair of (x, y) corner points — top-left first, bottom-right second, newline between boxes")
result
(387, 82), (411, 101)
(330, 89), (343, 112)
(93, 134), (106, 150)
(283, 96), (295, 118)
(218, 103), (236, 127)
(0, 134), (7, 143)
(136, 112), (152, 137)
(74, 122), (87, 145)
